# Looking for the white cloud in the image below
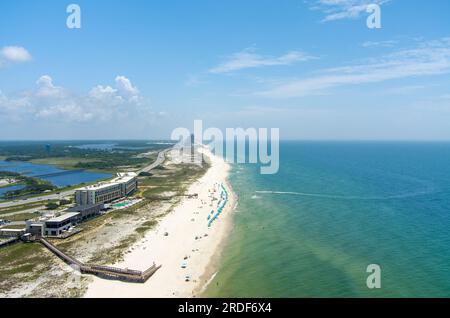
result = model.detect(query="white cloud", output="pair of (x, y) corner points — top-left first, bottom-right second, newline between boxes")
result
(309, 0), (390, 22)
(209, 49), (316, 74)
(361, 40), (397, 48)
(115, 75), (139, 95)
(1, 46), (32, 64)
(35, 75), (66, 98)
(0, 75), (150, 123)
(36, 101), (94, 122)
(258, 38), (450, 98)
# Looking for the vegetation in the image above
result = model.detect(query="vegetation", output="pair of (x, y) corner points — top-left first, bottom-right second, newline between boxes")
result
(138, 160), (210, 200)
(0, 224), (27, 230)
(3, 212), (36, 222)
(0, 141), (169, 172)
(0, 171), (21, 178)
(59, 199), (72, 206)
(0, 242), (85, 297)
(0, 171), (56, 199)
(0, 201), (54, 216)
(45, 202), (59, 210)
(74, 158), (148, 170)
(135, 220), (158, 234)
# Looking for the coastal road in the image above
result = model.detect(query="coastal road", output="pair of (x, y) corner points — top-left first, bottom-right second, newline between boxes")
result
(0, 148), (172, 209)
(137, 148), (169, 174)
(0, 191), (75, 209)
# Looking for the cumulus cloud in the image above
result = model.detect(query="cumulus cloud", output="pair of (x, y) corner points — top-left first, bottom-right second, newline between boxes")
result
(35, 75), (66, 98)
(257, 38), (450, 98)
(0, 75), (150, 122)
(209, 48), (316, 74)
(0, 46), (32, 65)
(115, 76), (139, 95)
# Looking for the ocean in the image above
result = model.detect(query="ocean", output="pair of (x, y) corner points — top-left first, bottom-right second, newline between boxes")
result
(204, 141), (450, 297)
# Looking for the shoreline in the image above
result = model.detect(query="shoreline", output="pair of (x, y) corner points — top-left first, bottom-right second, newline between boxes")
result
(194, 177), (237, 297)
(83, 147), (236, 298)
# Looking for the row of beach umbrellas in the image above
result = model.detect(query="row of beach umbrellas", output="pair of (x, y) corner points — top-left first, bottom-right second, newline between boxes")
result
(207, 184), (229, 227)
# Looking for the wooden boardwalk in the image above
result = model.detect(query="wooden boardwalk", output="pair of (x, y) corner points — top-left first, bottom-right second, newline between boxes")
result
(39, 238), (161, 283)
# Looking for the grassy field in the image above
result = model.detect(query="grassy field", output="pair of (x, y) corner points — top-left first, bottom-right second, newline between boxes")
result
(0, 224), (26, 230)
(31, 157), (98, 170)
(138, 161), (210, 200)
(3, 212), (37, 222)
(0, 141), (168, 176)
(0, 242), (87, 297)
(30, 156), (151, 174)
(0, 243), (49, 290)
(0, 201), (56, 216)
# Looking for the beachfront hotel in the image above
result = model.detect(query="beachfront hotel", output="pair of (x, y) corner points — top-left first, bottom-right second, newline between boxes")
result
(75, 172), (138, 206)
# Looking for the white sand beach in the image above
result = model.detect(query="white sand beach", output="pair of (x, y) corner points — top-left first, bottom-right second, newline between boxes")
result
(84, 147), (236, 298)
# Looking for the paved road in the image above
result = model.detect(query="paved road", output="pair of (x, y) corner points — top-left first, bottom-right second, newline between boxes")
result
(0, 206), (45, 217)
(0, 148), (171, 209)
(0, 191), (74, 209)
(137, 148), (169, 174)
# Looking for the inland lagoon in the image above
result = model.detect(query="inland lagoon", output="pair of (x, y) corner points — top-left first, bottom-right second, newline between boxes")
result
(0, 160), (111, 199)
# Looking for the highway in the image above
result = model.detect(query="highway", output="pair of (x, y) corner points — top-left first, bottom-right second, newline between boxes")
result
(0, 190), (75, 209)
(0, 148), (171, 209)
(137, 148), (169, 174)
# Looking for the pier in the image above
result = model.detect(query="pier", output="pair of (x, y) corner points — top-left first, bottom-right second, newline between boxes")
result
(39, 237), (161, 283)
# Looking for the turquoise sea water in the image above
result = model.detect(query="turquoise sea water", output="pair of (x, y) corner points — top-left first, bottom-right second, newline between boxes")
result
(205, 142), (450, 297)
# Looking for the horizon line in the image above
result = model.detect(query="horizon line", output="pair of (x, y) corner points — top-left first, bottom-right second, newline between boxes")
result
(2, 139), (450, 143)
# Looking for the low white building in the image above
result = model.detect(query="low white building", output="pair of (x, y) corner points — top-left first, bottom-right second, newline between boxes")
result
(43, 212), (80, 237)
(75, 172), (138, 206)
(26, 212), (80, 237)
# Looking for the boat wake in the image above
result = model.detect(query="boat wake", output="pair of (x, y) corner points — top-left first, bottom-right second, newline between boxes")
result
(255, 189), (435, 200)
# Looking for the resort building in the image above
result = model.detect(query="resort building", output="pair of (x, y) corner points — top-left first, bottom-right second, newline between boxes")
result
(42, 212), (80, 237)
(26, 212), (80, 237)
(26, 222), (45, 237)
(66, 203), (104, 221)
(75, 172), (138, 206)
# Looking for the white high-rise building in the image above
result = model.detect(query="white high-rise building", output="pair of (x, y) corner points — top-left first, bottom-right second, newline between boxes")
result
(75, 172), (138, 206)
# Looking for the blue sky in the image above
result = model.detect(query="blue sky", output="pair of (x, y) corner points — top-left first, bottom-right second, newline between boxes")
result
(1, 0), (450, 140)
